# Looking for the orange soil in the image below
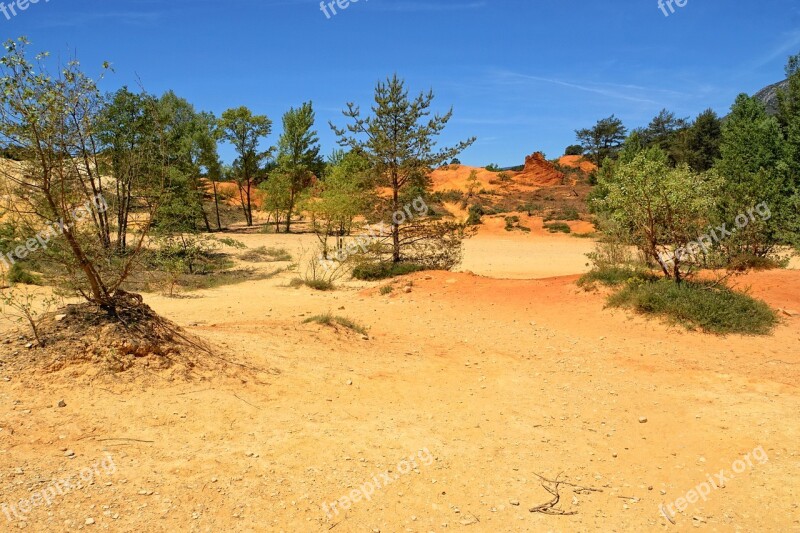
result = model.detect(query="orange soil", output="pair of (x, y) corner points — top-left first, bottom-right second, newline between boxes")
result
(558, 155), (598, 173)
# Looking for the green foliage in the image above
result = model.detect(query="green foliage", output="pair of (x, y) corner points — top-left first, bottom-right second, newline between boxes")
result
(544, 222), (571, 234)
(302, 313), (368, 335)
(217, 237), (247, 249)
(504, 216), (531, 232)
(575, 115), (627, 166)
(497, 171), (512, 182)
(274, 102), (323, 232)
(578, 266), (658, 289)
(544, 207), (580, 221)
(332, 75), (475, 263)
(292, 277), (335, 291)
(351, 261), (428, 280)
(7, 263), (40, 285)
(466, 204), (484, 226)
(433, 189), (465, 203)
(639, 108), (690, 165)
(565, 145), (584, 156)
(716, 94), (795, 259)
(685, 109), (722, 172)
(595, 147), (719, 282)
(379, 285), (394, 295)
(608, 279), (778, 335)
(485, 164), (501, 172)
(240, 246), (292, 262)
(305, 150), (372, 255)
(218, 106), (272, 226)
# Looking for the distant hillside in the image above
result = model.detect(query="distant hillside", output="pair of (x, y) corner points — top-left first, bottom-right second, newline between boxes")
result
(754, 79), (789, 115)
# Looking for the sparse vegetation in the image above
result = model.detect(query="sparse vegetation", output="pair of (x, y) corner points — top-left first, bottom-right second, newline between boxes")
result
(608, 279), (779, 335)
(544, 222), (571, 234)
(352, 261), (428, 281)
(302, 312), (368, 335)
(240, 246), (292, 263)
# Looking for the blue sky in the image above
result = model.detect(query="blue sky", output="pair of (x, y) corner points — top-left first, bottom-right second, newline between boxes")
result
(3, 0), (800, 166)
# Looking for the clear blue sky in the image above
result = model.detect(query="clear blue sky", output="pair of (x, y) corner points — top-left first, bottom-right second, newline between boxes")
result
(4, 0), (800, 166)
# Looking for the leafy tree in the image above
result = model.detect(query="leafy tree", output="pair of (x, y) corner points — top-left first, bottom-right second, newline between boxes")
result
(776, 53), (800, 248)
(564, 144), (584, 156)
(274, 102), (322, 232)
(641, 109), (689, 156)
(716, 94), (794, 259)
(576, 115), (627, 166)
(331, 75), (475, 263)
(260, 171), (293, 233)
(595, 147), (719, 283)
(685, 109), (722, 172)
(218, 107), (272, 226)
(97, 87), (159, 252)
(305, 150), (372, 258)
(0, 38), (167, 310)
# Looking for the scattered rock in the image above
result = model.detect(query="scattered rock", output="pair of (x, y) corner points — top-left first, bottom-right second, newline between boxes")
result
(509, 499), (520, 506)
(64, 449), (75, 458)
(57, 400), (66, 408)
(639, 417), (648, 424)
(85, 518), (95, 526)
(55, 314), (67, 322)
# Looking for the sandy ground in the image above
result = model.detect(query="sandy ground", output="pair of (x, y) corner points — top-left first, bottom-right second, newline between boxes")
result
(0, 232), (799, 532)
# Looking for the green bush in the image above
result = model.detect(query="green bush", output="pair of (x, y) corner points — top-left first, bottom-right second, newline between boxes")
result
(466, 204), (484, 226)
(352, 261), (428, 281)
(545, 207), (580, 221)
(7, 263), (41, 285)
(303, 313), (368, 335)
(432, 189), (465, 203)
(578, 266), (658, 289)
(608, 279), (779, 335)
(290, 277), (335, 291)
(545, 222), (571, 234)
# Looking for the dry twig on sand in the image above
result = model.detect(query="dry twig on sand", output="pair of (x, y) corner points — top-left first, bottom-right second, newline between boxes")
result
(529, 473), (603, 515)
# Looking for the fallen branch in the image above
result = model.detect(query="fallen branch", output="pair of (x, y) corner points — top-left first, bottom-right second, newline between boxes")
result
(529, 473), (603, 516)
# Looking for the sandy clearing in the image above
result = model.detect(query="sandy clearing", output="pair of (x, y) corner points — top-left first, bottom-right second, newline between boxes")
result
(0, 232), (798, 532)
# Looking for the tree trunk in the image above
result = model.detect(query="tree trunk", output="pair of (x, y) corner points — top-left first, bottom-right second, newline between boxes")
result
(212, 181), (222, 230)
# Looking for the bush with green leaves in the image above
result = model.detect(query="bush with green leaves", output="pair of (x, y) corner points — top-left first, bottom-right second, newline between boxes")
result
(594, 147), (719, 283)
(608, 279), (778, 335)
(466, 204), (485, 226)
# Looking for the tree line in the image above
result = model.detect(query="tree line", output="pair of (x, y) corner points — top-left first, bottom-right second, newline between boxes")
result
(0, 38), (474, 312)
(574, 54), (800, 282)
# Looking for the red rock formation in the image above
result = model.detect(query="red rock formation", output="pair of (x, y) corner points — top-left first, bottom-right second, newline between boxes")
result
(513, 152), (564, 186)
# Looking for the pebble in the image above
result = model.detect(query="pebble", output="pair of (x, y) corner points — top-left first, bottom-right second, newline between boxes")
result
(57, 400), (66, 408)
(64, 450), (75, 458)
(639, 417), (648, 423)
(509, 499), (520, 506)
(85, 518), (95, 525)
